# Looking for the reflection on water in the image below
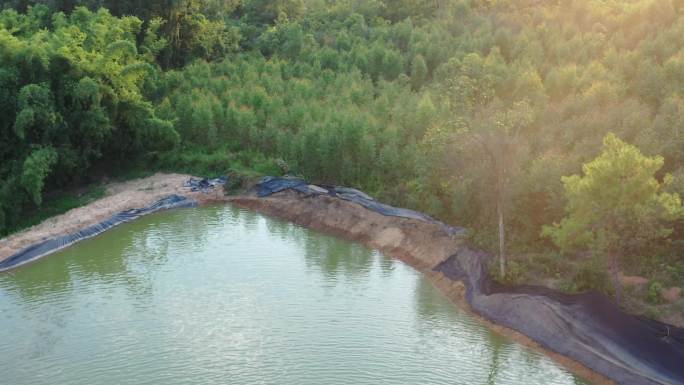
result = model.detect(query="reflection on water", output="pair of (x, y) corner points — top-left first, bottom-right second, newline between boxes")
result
(302, 234), (375, 278)
(0, 205), (589, 385)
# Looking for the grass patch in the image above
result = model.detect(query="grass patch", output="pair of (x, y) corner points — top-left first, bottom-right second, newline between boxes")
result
(145, 147), (282, 180)
(4, 184), (106, 237)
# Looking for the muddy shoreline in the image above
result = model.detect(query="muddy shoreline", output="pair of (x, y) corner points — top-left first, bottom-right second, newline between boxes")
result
(0, 173), (617, 384)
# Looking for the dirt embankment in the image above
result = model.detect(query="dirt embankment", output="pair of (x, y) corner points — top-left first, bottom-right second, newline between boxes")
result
(231, 191), (464, 269)
(0, 173), (228, 264)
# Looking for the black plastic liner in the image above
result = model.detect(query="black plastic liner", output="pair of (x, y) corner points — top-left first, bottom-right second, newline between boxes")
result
(184, 176), (227, 192)
(256, 176), (467, 237)
(435, 249), (684, 385)
(0, 195), (197, 272)
(259, 176), (684, 384)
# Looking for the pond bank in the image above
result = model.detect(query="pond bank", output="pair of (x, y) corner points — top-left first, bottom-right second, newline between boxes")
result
(229, 190), (617, 385)
(0, 174), (225, 265)
(4, 173), (681, 385)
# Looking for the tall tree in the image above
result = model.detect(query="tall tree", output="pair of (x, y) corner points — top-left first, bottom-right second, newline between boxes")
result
(461, 101), (534, 278)
(543, 134), (683, 304)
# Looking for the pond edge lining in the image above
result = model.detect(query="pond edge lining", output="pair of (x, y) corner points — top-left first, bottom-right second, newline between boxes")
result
(0, 194), (198, 272)
(235, 178), (684, 385)
(2, 178), (681, 385)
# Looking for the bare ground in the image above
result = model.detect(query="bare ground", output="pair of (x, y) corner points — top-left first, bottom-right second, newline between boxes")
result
(0, 173), (228, 263)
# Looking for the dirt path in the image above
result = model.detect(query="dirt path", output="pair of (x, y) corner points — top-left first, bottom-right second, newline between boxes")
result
(0, 173), (229, 264)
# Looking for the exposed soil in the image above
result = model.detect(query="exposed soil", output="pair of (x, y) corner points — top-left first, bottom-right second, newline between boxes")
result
(0, 173), (227, 264)
(620, 274), (649, 287)
(230, 191), (464, 269)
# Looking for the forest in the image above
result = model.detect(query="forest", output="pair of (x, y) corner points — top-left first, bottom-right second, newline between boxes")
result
(1, 0), (683, 320)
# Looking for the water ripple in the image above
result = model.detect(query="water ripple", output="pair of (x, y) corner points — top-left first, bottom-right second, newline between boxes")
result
(0, 206), (589, 385)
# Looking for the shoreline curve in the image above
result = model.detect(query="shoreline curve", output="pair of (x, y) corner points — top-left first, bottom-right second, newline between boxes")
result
(5, 173), (683, 385)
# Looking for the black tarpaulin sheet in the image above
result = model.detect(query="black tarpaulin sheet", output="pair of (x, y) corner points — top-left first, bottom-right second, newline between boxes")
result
(0, 195), (197, 272)
(257, 176), (313, 197)
(183, 176), (228, 193)
(435, 249), (684, 385)
(256, 177), (467, 237)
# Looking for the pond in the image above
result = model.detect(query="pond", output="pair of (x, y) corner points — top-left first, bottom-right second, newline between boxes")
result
(0, 205), (589, 385)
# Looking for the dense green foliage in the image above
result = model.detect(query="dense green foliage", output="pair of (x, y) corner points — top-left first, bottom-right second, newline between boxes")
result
(545, 134), (682, 257)
(0, 5), (178, 233)
(1, 0), (684, 306)
(544, 134), (682, 302)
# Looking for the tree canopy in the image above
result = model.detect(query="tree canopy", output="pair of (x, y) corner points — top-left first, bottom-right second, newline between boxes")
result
(0, 5), (177, 232)
(1, 0), (684, 312)
(545, 134), (682, 256)
(544, 133), (682, 301)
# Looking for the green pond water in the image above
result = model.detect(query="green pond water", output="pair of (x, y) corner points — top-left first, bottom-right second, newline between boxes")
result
(0, 205), (589, 385)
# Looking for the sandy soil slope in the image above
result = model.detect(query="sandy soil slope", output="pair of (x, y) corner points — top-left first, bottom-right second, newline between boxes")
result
(0, 173), (227, 263)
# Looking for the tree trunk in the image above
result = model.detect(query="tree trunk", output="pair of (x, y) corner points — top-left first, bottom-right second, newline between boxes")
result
(498, 197), (506, 279)
(610, 253), (622, 306)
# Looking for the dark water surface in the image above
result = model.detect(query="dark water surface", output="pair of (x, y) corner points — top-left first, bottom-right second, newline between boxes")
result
(0, 206), (589, 385)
